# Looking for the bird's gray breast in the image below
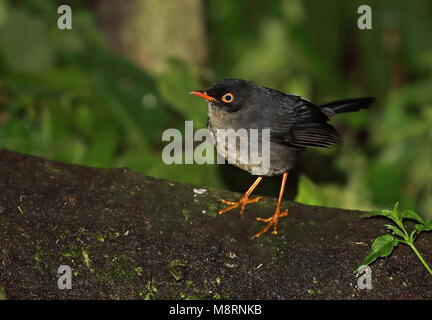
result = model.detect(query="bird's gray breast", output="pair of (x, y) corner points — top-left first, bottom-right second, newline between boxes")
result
(207, 103), (297, 176)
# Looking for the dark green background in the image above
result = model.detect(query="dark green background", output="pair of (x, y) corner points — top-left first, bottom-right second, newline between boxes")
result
(0, 0), (431, 218)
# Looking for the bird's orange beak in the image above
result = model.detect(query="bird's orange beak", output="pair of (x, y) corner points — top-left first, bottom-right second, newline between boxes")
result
(190, 91), (219, 103)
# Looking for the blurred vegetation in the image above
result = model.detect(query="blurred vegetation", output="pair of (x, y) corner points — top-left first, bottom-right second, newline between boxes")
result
(0, 0), (431, 218)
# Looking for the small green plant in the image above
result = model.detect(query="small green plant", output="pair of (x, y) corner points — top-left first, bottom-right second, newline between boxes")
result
(356, 202), (432, 277)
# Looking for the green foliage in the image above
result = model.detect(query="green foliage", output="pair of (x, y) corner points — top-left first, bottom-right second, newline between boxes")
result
(157, 60), (207, 129)
(357, 234), (398, 268)
(356, 202), (432, 277)
(295, 175), (329, 207)
(0, 0), (223, 188)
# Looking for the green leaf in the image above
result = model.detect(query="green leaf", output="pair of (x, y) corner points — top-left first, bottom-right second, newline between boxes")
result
(356, 234), (398, 271)
(384, 224), (406, 239)
(402, 210), (425, 224)
(392, 202), (401, 219)
(415, 222), (432, 232)
(362, 203), (404, 228)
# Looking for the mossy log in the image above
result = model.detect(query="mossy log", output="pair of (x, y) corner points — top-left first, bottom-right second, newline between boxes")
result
(0, 149), (431, 300)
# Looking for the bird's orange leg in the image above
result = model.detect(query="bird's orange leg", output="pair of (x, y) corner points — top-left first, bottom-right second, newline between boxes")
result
(252, 172), (289, 239)
(219, 176), (264, 216)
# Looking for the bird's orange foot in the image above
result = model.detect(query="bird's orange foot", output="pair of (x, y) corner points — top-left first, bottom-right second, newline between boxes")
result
(218, 195), (264, 216)
(252, 208), (289, 239)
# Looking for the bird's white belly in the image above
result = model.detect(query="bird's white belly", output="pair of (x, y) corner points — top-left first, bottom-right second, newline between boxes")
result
(208, 127), (273, 175)
(208, 125), (297, 176)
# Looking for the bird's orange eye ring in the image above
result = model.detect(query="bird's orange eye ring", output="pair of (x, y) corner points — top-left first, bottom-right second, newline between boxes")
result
(222, 93), (235, 103)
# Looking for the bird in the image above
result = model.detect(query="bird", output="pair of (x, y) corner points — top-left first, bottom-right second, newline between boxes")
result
(191, 79), (373, 239)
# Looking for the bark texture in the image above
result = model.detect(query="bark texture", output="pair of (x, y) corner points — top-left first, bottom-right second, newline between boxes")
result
(0, 149), (431, 299)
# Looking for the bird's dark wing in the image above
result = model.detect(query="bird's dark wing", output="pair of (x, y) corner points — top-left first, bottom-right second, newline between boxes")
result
(262, 90), (342, 151)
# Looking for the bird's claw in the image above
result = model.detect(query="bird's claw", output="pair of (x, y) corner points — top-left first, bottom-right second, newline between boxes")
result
(218, 196), (264, 216)
(252, 209), (288, 239)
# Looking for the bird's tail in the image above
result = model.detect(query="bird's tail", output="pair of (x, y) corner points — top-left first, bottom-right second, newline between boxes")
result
(319, 97), (374, 118)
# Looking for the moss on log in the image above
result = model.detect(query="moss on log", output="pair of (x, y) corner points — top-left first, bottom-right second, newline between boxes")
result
(0, 149), (431, 299)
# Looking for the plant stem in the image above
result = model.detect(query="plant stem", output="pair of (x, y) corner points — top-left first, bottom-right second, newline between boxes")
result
(408, 242), (432, 277)
(398, 221), (409, 238)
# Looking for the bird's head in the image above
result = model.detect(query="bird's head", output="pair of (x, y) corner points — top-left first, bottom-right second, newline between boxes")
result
(190, 79), (255, 113)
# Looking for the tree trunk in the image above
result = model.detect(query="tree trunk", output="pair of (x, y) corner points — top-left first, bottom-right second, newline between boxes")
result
(92, 0), (207, 73)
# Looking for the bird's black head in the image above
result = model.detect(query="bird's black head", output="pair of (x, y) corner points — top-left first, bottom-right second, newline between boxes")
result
(191, 79), (255, 113)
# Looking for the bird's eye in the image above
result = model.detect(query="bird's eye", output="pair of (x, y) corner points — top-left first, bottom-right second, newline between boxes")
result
(222, 93), (234, 103)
